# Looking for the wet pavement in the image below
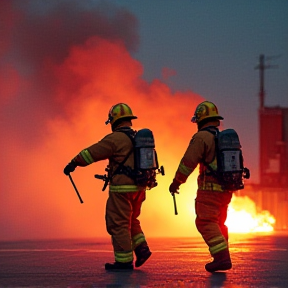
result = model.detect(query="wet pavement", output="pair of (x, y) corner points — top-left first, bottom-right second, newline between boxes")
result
(0, 233), (287, 287)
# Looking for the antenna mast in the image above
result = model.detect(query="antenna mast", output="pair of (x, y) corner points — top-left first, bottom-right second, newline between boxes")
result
(255, 54), (279, 109)
(255, 54), (267, 109)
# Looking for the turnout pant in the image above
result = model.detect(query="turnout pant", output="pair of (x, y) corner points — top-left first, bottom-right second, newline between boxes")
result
(195, 190), (232, 256)
(105, 190), (147, 263)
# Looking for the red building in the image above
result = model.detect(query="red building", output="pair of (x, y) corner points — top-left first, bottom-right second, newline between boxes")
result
(256, 106), (288, 230)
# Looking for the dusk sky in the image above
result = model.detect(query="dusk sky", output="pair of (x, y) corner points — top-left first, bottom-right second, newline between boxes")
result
(1, 0), (287, 241)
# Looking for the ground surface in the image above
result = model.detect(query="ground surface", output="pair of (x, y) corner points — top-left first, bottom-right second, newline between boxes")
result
(0, 233), (287, 287)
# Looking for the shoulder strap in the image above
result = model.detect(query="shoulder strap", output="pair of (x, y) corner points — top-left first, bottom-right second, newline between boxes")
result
(200, 126), (219, 175)
(110, 127), (135, 179)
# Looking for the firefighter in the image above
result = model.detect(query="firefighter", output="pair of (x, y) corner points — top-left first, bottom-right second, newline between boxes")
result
(169, 101), (233, 273)
(64, 103), (152, 270)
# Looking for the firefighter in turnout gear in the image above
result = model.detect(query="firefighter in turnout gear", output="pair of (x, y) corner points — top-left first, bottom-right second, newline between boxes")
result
(64, 103), (152, 270)
(169, 101), (233, 273)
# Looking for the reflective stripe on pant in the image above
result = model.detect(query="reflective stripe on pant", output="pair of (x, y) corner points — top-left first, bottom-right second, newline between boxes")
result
(132, 233), (146, 250)
(106, 190), (146, 263)
(195, 190), (232, 256)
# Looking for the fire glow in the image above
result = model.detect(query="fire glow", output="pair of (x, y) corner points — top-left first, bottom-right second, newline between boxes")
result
(226, 196), (276, 233)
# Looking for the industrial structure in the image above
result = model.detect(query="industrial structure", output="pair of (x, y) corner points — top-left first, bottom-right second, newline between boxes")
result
(240, 54), (288, 230)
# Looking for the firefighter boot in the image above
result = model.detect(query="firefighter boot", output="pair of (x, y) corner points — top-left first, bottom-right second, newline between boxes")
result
(134, 243), (152, 267)
(205, 249), (232, 273)
(105, 261), (133, 270)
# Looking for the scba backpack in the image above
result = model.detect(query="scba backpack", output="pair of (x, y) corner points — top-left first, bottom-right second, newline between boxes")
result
(95, 128), (164, 190)
(132, 128), (164, 189)
(203, 127), (250, 191)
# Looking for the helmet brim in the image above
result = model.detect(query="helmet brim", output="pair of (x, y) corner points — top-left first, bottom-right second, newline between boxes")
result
(106, 115), (138, 125)
(191, 115), (224, 123)
(124, 116), (138, 121)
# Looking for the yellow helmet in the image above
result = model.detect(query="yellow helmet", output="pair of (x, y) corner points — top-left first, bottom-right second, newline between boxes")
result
(105, 103), (137, 125)
(191, 101), (223, 124)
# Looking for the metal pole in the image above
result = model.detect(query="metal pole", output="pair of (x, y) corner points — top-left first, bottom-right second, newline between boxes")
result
(68, 174), (84, 204)
(173, 194), (178, 215)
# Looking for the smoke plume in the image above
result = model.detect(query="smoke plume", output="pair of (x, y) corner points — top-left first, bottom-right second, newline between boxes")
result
(0, 0), (203, 240)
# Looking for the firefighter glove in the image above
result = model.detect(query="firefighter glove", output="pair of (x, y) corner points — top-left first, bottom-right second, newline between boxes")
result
(64, 161), (77, 175)
(169, 179), (181, 195)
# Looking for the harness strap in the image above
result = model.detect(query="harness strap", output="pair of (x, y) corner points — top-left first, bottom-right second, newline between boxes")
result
(110, 128), (135, 180)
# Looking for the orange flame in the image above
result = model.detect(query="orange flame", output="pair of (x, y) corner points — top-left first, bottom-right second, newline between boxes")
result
(226, 196), (276, 233)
